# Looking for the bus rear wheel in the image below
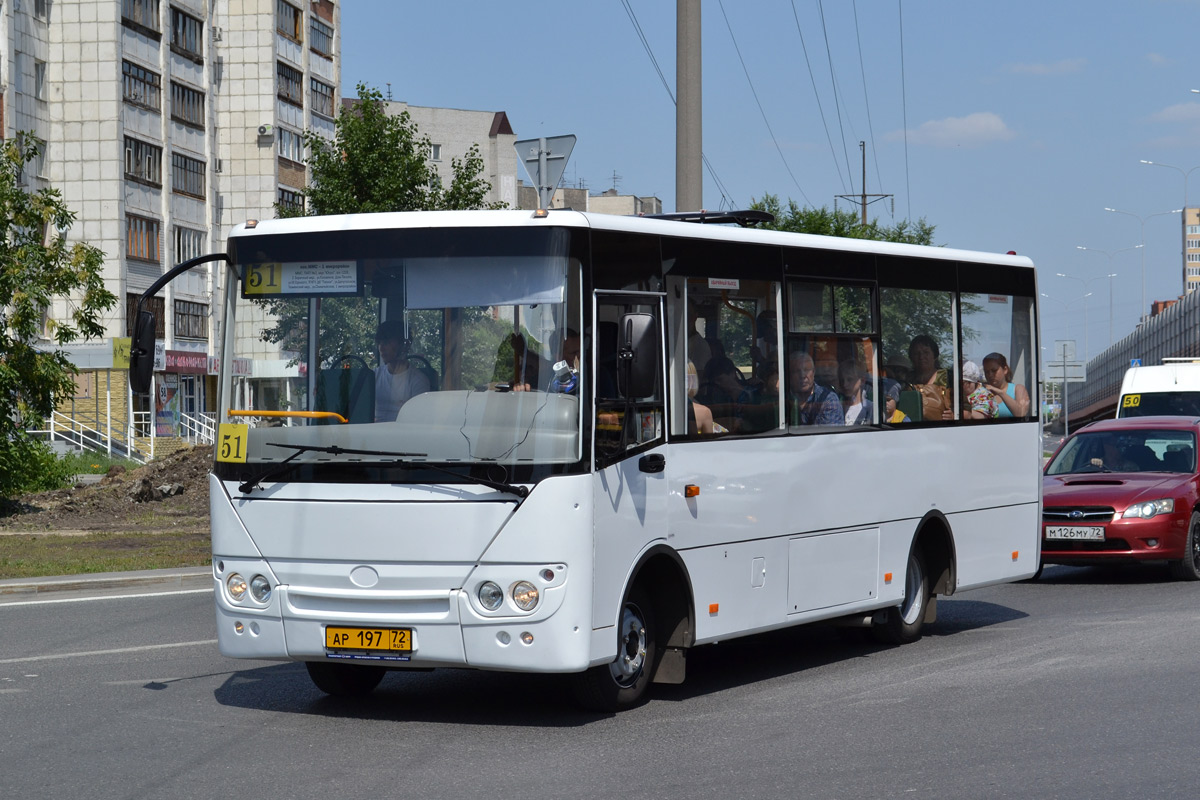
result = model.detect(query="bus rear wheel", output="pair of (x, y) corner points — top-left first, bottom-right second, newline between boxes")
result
(306, 661), (386, 696)
(570, 587), (656, 712)
(873, 550), (930, 645)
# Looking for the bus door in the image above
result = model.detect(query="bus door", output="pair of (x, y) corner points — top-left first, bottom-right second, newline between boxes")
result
(591, 291), (668, 632)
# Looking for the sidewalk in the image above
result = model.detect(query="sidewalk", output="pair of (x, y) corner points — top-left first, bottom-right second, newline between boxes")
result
(0, 566), (211, 597)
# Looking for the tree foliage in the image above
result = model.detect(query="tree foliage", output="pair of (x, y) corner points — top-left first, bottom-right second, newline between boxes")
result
(260, 83), (505, 361)
(0, 134), (115, 499)
(750, 193), (936, 245)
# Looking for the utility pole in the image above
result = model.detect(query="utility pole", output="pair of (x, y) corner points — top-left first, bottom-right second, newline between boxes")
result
(676, 0), (702, 212)
(836, 141), (892, 225)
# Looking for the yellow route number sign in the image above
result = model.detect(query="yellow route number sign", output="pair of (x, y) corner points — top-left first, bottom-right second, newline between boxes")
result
(1122, 394), (1141, 409)
(217, 423), (249, 463)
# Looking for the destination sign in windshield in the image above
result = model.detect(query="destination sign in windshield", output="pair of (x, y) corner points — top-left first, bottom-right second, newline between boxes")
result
(241, 261), (360, 297)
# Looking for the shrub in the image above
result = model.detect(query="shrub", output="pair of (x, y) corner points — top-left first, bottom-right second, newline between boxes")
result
(0, 434), (74, 499)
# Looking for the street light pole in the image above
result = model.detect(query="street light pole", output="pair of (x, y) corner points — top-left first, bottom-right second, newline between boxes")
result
(1103, 207), (1182, 323)
(1055, 273), (1111, 360)
(1075, 244), (1141, 346)
(1041, 292), (1092, 435)
(1139, 160), (1200, 293)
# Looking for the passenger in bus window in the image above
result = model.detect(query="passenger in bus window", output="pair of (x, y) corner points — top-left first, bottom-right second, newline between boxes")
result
(685, 360), (717, 434)
(961, 361), (997, 420)
(493, 332), (540, 392)
(750, 310), (778, 379)
(906, 335), (952, 421)
(882, 379), (910, 423)
(838, 360), (874, 425)
(375, 320), (431, 422)
(737, 363), (780, 433)
(787, 351), (841, 426)
(982, 352), (1030, 418)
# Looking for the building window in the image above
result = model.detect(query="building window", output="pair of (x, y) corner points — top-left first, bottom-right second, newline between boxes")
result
(122, 0), (160, 35)
(174, 300), (208, 339)
(127, 294), (165, 337)
(175, 225), (205, 264)
(1188, 237), (1200, 249)
(124, 136), (162, 186)
(170, 81), (204, 128)
(277, 0), (302, 41)
(277, 127), (304, 162)
(171, 152), (205, 198)
(279, 187), (304, 213)
(127, 214), (161, 263)
(277, 61), (303, 106)
(34, 60), (46, 100)
(1188, 253), (1200, 263)
(310, 17), (333, 56)
(34, 0), (49, 20)
(311, 79), (334, 118)
(123, 60), (161, 110)
(430, 143), (441, 162)
(170, 8), (203, 61)
(1188, 267), (1200, 278)
(1189, 225), (1200, 235)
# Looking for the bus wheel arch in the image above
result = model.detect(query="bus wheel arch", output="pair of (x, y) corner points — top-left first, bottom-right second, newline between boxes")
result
(873, 511), (955, 645)
(570, 545), (694, 711)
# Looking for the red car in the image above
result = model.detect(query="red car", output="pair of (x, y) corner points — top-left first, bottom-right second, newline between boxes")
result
(1042, 416), (1200, 579)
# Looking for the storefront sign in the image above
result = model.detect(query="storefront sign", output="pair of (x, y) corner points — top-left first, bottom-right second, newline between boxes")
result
(165, 349), (209, 374)
(112, 337), (131, 369)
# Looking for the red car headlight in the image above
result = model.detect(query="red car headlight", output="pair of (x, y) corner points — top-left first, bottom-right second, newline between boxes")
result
(1120, 499), (1175, 519)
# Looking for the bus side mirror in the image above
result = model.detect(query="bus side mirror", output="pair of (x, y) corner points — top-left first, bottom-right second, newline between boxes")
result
(618, 312), (658, 399)
(129, 309), (156, 395)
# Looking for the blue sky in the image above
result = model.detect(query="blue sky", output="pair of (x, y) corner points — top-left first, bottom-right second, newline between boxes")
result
(341, 1), (1200, 364)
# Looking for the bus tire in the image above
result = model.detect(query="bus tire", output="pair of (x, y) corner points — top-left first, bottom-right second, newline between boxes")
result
(873, 549), (929, 645)
(1169, 512), (1200, 581)
(305, 661), (386, 696)
(570, 586), (656, 712)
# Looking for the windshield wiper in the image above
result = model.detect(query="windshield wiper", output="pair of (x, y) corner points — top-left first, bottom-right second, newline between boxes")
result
(240, 442), (529, 500)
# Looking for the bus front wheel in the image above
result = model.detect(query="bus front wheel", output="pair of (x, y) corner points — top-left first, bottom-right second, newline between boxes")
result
(306, 661), (386, 697)
(873, 550), (930, 645)
(570, 587), (657, 712)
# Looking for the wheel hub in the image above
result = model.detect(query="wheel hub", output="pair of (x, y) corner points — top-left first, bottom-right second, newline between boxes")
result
(609, 602), (648, 687)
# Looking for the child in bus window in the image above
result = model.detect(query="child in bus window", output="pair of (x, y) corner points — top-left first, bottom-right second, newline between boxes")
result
(983, 352), (1031, 418)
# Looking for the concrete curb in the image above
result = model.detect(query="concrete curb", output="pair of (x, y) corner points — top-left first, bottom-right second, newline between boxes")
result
(0, 566), (211, 596)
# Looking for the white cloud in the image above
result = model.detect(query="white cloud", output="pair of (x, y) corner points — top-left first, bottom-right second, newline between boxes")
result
(1147, 53), (1171, 66)
(1149, 102), (1200, 123)
(1004, 58), (1086, 76)
(888, 112), (1016, 148)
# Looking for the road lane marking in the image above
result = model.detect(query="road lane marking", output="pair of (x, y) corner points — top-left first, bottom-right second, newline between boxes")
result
(0, 640), (218, 664)
(0, 588), (212, 607)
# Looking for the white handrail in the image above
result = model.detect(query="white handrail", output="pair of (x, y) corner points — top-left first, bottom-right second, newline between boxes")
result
(46, 410), (148, 464)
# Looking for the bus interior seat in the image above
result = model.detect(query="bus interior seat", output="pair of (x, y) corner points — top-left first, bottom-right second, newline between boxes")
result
(897, 389), (923, 422)
(1163, 447), (1192, 472)
(314, 363), (375, 424)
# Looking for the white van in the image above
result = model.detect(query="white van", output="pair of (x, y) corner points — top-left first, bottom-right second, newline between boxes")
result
(1117, 359), (1200, 417)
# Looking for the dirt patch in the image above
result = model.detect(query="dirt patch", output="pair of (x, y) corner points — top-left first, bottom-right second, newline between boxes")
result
(0, 446), (212, 535)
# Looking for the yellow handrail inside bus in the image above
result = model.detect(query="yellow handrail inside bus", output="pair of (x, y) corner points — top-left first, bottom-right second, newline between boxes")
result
(226, 409), (349, 424)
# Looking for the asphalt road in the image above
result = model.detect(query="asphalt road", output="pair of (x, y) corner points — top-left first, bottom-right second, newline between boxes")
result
(3, 564), (1199, 800)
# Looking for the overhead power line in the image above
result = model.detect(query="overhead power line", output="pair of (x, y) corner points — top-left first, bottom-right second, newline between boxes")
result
(619, 0), (736, 209)
(789, 0), (846, 193)
(717, 0), (812, 206)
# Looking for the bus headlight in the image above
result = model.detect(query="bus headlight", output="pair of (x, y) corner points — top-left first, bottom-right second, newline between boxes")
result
(1121, 499), (1174, 519)
(226, 573), (248, 602)
(511, 581), (539, 611)
(477, 581), (504, 611)
(249, 574), (272, 603)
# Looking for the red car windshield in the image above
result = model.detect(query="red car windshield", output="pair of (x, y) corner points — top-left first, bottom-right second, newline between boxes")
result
(1047, 429), (1196, 475)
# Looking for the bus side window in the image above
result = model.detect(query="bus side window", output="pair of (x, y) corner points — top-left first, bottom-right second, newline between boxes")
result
(880, 288), (956, 423)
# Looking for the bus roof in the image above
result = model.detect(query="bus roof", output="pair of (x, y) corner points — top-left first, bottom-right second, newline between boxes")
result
(228, 209), (1035, 270)
(1121, 361), (1200, 394)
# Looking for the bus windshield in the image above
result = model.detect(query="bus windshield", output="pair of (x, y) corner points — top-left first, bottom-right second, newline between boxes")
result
(1119, 392), (1200, 418)
(222, 225), (583, 469)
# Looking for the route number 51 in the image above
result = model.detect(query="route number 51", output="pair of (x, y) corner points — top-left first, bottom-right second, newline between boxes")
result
(217, 423), (249, 463)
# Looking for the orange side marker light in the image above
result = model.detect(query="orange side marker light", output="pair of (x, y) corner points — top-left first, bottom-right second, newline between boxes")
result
(1012, 550), (1019, 561)
(708, 603), (719, 615)
(684, 484), (700, 498)
(884, 572), (893, 584)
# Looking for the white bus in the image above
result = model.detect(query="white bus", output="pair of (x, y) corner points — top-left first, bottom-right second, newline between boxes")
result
(130, 209), (1041, 710)
(1117, 359), (1200, 418)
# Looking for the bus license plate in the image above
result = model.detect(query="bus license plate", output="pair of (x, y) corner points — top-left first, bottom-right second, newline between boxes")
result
(1045, 526), (1105, 541)
(325, 626), (412, 653)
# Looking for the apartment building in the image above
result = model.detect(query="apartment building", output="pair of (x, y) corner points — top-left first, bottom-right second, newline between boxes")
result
(9, 0), (339, 446)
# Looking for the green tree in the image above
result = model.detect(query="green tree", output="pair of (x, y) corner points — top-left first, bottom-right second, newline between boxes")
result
(750, 193), (936, 245)
(0, 134), (115, 500)
(260, 83), (504, 362)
